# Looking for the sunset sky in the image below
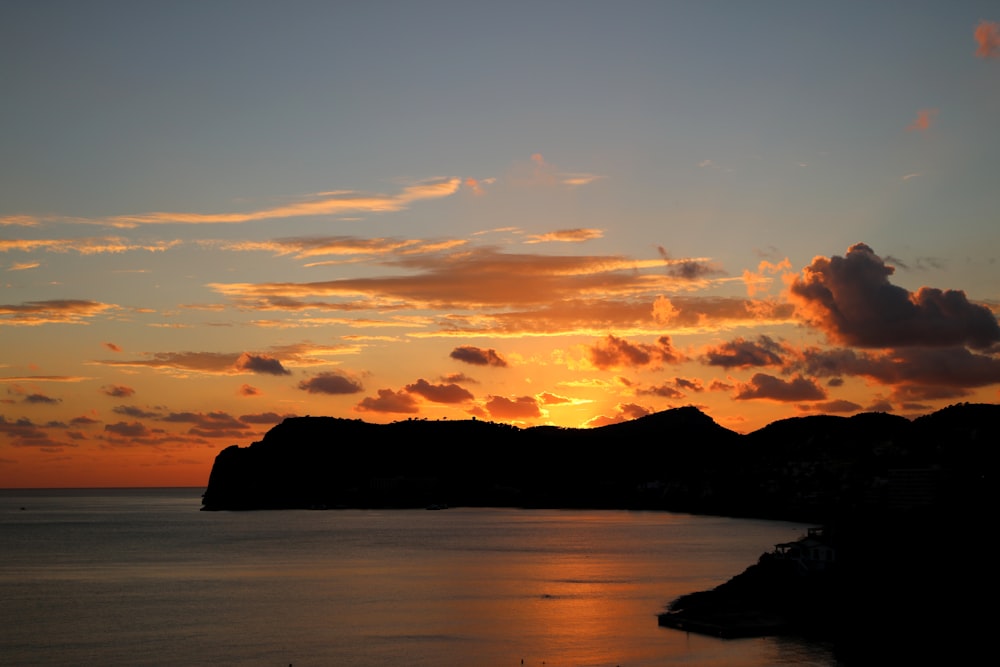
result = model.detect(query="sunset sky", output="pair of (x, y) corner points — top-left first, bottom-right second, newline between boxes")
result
(3, 1), (1000, 488)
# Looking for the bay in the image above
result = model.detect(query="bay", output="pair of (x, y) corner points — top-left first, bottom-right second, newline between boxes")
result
(0, 488), (838, 666)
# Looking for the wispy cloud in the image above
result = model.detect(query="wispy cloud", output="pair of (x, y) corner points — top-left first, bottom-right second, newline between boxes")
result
(974, 20), (1000, 58)
(523, 228), (604, 244)
(6, 262), (40, 271)
(906, 108), (938, 132)
(27, 179), (462, 229)
(0, 300), (118, 326)
(0, 237), (181, 254)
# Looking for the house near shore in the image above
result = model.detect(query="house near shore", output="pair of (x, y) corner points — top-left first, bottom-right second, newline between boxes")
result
(772, 527), (836, 574)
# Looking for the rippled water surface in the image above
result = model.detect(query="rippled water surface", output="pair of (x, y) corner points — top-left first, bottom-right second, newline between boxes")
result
(0, 488), (839, 666)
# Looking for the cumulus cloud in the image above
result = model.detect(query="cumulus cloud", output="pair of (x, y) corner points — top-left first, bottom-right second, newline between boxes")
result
(702, 335), (789, 368)
(450, 346), (508, 367)
(404, 378), (474, 403)
(298, 372), (364, 395)
(484, 395), (542, 419)
(587, 334), (683, 370)
(734, 373), (827, 401)
(974, 20), (1000, 58)
(355, 388), (419, 414)
(788, 243), (1000, 349)
(234, 352), (291, 376)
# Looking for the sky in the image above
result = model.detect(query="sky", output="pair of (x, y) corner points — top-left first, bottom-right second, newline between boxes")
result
(2, 1), (1000, 488)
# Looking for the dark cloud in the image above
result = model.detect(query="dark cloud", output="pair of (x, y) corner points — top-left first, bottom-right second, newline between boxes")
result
(734, 373), (827, 401)
(441, 372), (477, 384)
(405, 379), (474, 403)
(101, 384), (135, 398)
(674, 377), (705, 392)
(657, 246), (722, 280)
(640, 383), (684, 398)
(24, 393), (60, 404)
(298, 372), (364, 395)
(450, 346), (508, 367)
(799, 399), (863, 414)
(587, 334), (683, 370)
(796, 345), (1000, 390)
(160, 411), (251, 438)
(356, 389), (419, 414)
(788, 243), (1000, 349)
(70, 415), (99, 425)
(239, 384), (260, 396)
(104, 421), (151, 437)
(113, 405), (160, 419)
(239, 412), (294, 424)
(235, 352), (291, 376)
(702, 335), (788, 368)
(484, 395), (541, 419)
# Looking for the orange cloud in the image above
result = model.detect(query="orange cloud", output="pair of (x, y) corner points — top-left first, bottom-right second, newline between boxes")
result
(523, 228), (604, 244)
(587, 334), (683, 370)
(355, 388), (419, 414)
(239, 384), (260, 396)
(0, 236), (180, 254)
(537, 391), (573, 405)
(210, 249), (688, 307)
(0, 299), (118, 326)
(484, 395), (541, 419)
(103, 342), (122, 352)
(974, 20), (1000, 58)
(1, 215), (41, 227)
(47, 179), (463, 228)
(906, 109), (938, 132)
(741, 257), (792, 297)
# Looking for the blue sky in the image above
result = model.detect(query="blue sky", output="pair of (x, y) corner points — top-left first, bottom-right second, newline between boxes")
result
(2, 1), (999, 486)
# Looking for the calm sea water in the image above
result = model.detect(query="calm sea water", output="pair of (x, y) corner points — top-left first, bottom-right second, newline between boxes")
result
(0, 488), (838, 666)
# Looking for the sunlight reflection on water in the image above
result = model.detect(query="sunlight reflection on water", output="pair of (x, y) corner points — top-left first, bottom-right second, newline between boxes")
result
(0, 489), (838, 666)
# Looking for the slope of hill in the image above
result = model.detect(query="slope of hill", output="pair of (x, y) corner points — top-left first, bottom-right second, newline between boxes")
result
(201, 403), (995, 521)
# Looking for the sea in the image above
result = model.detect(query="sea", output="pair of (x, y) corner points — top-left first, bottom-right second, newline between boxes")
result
(0, 488), (840, 666)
